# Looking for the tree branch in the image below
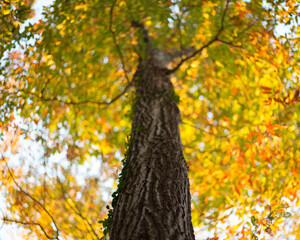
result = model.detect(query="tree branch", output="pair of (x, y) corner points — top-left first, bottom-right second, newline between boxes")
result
(109, 0), (131, 83)
(2, 218), (58, 240)
(217, 38), (244, 49)
(4, 162), (60, 239)
(10, 83), (132, 108)
(167, 0), (231, 74)
(131, 20), (197, 66)
(56, 176), (100, 240)
(131, 20), (157, 62)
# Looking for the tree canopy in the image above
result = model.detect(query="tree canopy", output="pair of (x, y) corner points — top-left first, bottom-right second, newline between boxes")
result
(0, 0), (299, 239)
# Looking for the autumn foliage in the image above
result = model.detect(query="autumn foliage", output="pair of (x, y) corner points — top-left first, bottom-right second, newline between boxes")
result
(0, 0), (299, 239)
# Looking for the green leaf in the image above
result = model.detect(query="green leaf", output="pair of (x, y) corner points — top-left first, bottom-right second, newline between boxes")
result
(281, 212), (292, 218)
(251, 216), (258, 226)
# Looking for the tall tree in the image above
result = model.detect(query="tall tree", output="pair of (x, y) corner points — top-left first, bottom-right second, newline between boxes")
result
(108, 20), (196, 239)
(1, 0), (299, 239)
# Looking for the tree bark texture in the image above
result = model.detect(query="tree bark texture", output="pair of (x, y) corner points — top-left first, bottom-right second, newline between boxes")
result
(109, 57), (195, 240)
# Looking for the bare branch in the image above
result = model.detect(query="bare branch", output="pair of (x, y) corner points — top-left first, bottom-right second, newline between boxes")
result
(167, 0), (231, 74)
(57, 177), (100, 240)
(102, 83), (132, 108)
(109, 0), (131, 83)
(2, 218), (58, 240)
(8, 83), (132, 108)
(4, 162), (60, 239)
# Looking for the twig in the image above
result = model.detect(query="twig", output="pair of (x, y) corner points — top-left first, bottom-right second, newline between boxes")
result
(167, 0), (231, 74)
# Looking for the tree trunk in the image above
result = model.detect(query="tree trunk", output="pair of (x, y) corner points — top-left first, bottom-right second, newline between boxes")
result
(109, 57), (195, 240)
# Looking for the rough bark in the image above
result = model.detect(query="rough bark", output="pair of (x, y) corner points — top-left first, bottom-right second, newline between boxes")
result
(109, 56), (195, 239)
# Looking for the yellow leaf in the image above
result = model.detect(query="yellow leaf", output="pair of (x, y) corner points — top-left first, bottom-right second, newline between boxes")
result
(74, 4), (88, 11)
(233, 221), (243, 230)
(274, 217), (284, 226)
(203, 13), (209, 19)
(65, 68), (71, 75)
(56, 24), (63, 30)
(187, 69), (197, 78)
(191, 60), (200, 68)
(119, 1), (126, 7)
(222, 155), (230, 165)
(215, 61), (224, 68)
(145, 20), (152, 27)
(3, 9), (10, 15)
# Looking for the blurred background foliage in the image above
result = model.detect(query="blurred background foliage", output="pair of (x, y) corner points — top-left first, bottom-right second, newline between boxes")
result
(0, 0), (299, 239)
